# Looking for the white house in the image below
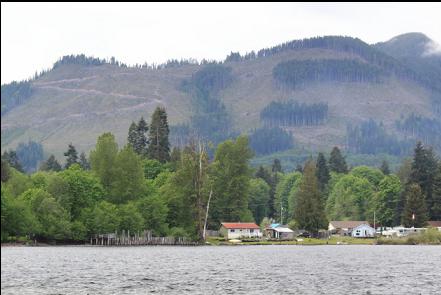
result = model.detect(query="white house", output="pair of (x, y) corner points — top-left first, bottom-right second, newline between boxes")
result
(220, 222), (261, 240)
(351, 224), (375, 238)
(328, 221), (369, 236)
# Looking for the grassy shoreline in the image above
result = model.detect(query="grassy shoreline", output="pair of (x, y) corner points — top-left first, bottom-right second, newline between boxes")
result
(3, 230), (440, 247)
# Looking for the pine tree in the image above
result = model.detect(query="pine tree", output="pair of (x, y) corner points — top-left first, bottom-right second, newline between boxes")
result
(1, 159), (11, 182)
(408, 142), (438, 219)
(1, 151), (23, 172)
(401, 183), (428, 227)
(316, 152), (330, 195)
(431, 164), (441, 220)
(128, 118), (149, 157)
(127, 121), (138, 150)
(64, 143), (78, 169)
(79, 152), (90, 170)
(272, 159), (282, 173)
(380, 160), (390, 175)
(40, 155), (62, 172)
(294, 161), (327, 236)
(136, 117), (149, 156)
(329, 146), (348, 173)
(147, 107), (170, 163)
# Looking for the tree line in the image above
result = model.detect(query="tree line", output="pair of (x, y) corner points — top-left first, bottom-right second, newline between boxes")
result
(2, 141), (44, 174)
(273, 59), (383, 89)
(1, 81), (33, 115)
(2, 121), (440, 242)
(249, 126), (294, 155)
(396, 113), (441, 153)
(260, 100), (328, 127)
(346, 119), (413, 156)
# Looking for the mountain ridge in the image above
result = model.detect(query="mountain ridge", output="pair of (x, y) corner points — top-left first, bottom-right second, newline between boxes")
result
(2, 33), (440, 162)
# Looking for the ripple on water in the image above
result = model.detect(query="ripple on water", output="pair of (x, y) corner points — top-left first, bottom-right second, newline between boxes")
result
(1, 245), (441, 294)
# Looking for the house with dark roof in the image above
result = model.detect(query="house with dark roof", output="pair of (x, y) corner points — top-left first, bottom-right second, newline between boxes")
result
(219, 222), (261, 239)
(328, 221), (370, 236)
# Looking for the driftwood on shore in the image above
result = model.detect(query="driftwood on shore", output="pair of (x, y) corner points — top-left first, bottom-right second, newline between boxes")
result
(90, 230), (199, 246)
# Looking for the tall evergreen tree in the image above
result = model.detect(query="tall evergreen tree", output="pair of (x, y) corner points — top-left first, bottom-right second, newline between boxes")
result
(316, 153), (330, 195)
(401, 183), (428, 228)
(1, 159), (11, 182)
(431, 164), (441, 220)
(272, 159), (282, 173)
(79, 152), (90, 170)
(147, 107), (170, 163)
(127, 121), (138, 150)
(329, 146), (348, 174)
(136, 117), (149, 156)
(294, 161), (327, 236)
(380, 160), (391, 175)
(64, 144), (78, 169)
(409, 142), (438, 219)
(128, 118), (149, 157)
(2, 151), (23, 172)
(40, 155), (62, 172)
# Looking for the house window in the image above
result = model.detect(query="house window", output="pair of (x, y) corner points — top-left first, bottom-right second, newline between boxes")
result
(230, 229), (235, 233)
(250, 229), (254, 233)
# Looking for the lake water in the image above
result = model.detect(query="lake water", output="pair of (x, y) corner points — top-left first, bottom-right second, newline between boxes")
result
(1, 245), (441, 294)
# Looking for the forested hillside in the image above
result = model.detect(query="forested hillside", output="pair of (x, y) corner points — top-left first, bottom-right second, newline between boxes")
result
(1, 33), (440, 169)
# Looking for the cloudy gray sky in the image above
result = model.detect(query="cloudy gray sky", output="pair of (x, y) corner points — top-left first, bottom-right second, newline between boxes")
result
(2, 2), (441, 84)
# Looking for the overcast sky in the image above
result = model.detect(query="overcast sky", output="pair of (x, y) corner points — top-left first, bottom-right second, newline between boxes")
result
(2, 2), (441, 84)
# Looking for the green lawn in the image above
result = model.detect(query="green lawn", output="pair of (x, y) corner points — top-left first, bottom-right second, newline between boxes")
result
(206, 236), (376, 246)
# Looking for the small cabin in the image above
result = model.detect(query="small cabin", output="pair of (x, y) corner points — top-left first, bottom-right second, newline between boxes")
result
(351, 224), (375, 238)
(219, 222), (261, 240)
(264, 224), (295, 240)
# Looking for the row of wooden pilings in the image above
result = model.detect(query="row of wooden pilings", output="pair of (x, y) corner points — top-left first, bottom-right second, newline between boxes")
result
(90, 230), (199, 246)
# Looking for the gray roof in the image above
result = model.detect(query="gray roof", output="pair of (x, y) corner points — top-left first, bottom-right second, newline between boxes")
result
(329, 221), (369, 229)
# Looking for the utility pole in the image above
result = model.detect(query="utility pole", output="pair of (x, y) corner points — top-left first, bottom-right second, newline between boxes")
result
(280, 203), (283, 224)
(203, 188), (213, 241)
(374, 211), (376, 232)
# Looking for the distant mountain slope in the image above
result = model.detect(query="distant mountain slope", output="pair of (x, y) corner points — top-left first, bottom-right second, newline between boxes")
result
(2, 34), (440, 160)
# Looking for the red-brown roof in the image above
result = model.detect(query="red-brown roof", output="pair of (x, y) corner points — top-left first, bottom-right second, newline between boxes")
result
(428, 221), (441, 227)
(221, 222), (259, 229)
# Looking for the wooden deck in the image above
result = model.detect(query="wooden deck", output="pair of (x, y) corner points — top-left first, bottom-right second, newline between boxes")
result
(89, 230), (199, 246)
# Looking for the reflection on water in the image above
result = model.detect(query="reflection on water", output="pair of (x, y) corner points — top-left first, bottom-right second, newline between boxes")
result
(1, 245), (441, 294)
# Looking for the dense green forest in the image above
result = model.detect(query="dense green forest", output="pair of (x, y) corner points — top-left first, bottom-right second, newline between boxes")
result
(273, 59), (383, 89)
(260, 100), (328, 127)
(2, 107), (440, 243)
